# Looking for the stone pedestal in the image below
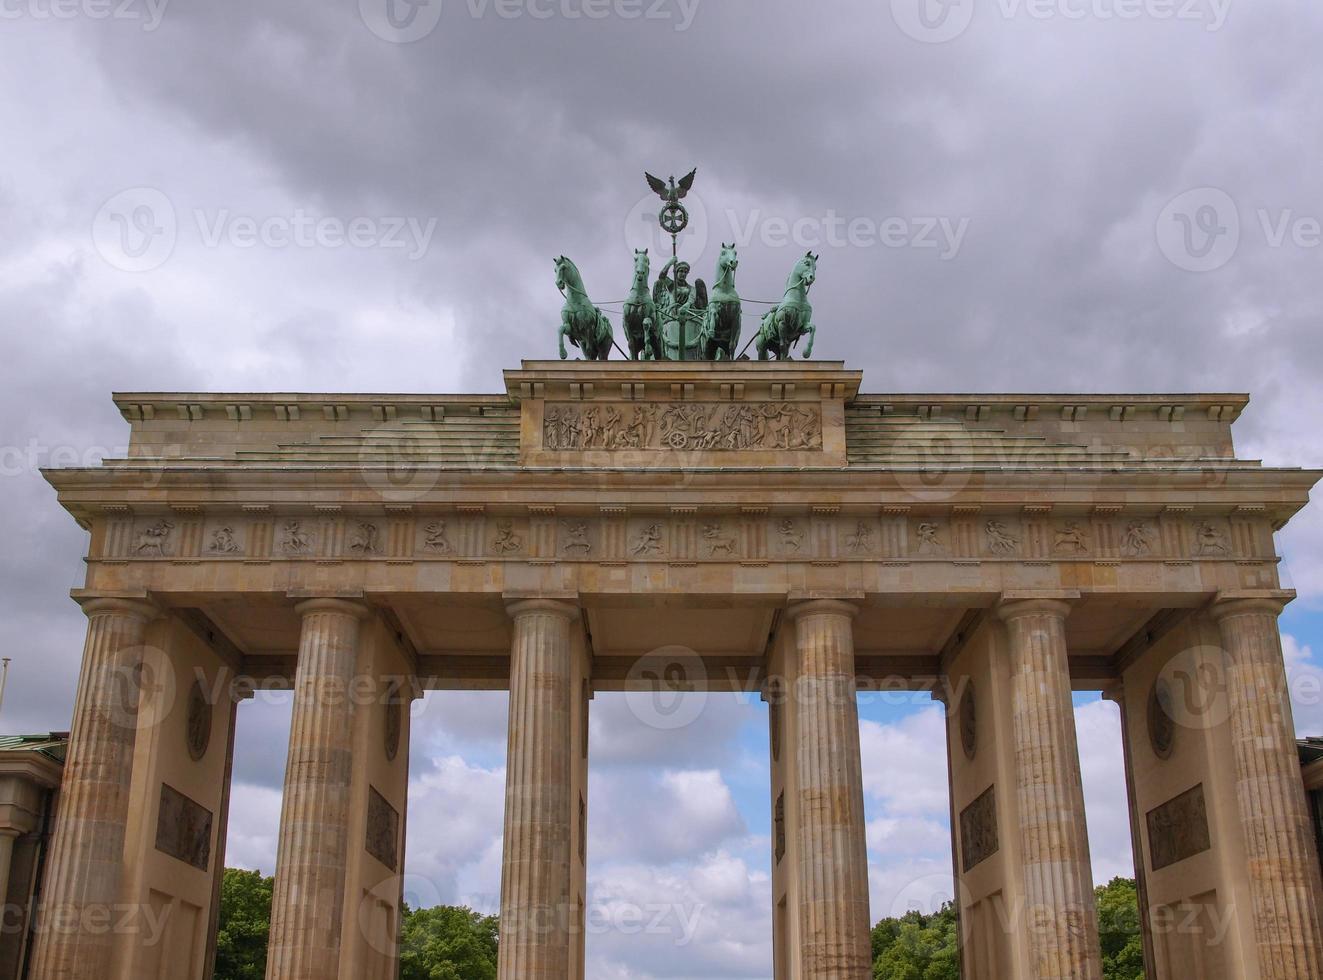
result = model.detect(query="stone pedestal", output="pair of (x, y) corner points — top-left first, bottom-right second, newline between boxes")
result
(787, 600), (871, 978)
(997, 598), (1102, 980)
(265, 598), (368, 980)
(498, 599), (578, 980)
(1212, 596), (1323, 978)
(28, 597), (157, 980)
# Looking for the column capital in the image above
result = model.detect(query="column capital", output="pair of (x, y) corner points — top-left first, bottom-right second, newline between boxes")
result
(995, 590), (1079, 623)
(505, 597), (581, 622)
(786, 598), (859, 621)
(73, 594), (160, 623)
(1210, 589), (1295, 622)
(294, 597), (371, 620)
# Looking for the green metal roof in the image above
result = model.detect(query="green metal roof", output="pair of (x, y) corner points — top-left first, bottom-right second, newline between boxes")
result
(0, 734), (69, 765)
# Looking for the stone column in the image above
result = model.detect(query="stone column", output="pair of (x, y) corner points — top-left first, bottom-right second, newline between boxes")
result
(28, 597), (157, 980)
(1211, 595), (1323, 978)
(498, 599), (578, 980)
(787, 600), (870, 978)
(996, 597), (1102, 980)
(265, 599), (368, 980)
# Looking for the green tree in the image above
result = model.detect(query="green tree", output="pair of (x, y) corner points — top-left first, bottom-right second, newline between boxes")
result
(214, 868), (274, 980)
(871, 904), (960, 980)
(870, 880), (1147, 979)
(398, 904), (500, 980)
(1095, 877), (1146, 980)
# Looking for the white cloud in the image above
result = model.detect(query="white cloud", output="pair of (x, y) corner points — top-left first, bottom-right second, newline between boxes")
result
(1284, 633), (1323, 738)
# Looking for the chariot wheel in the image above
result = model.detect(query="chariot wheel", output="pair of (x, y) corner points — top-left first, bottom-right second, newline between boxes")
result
(665, 430), (690, 450)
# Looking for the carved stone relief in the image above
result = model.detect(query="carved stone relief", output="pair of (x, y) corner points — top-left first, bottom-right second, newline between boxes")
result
(959, 682), (977, 761)
(1123, 521), (1154, 557)
(423, 520), (452, 554)
(208, 526), (242, 555)
(1148, 678), (1176, 761)
(778, 519), (805, 553)
(492, 521), (523, 555)
(631, 522), (665, 557)
(1054, 522), (1089, 555)
(985, 521), (1019, 556)
(385, 683), (403, 762)
(702, 523), (737, 557)
(775, 791), (786, 865)
(960, 785), (999, 873)
(845, 522), (875, 555)
(366, 787), (400, 871)
(917, 522), (945, 556)
(280, 520), (313, 555)
(350, 521), (381, 555)
(155, 783), (213, 871)
(186, 680), (213, 762)
(562, 521), (592, 556)
(108, 511), (1263, 566)
(544, 402), (823, 452)
(135, 520), (175, 557)
(1146, 783), (1211, 871)
(1195, 521), (1230, 557)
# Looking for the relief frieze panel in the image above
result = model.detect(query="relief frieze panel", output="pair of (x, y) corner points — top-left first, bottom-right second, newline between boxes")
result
(95, 511), (1271, 566)
(543, 401), (823, 452)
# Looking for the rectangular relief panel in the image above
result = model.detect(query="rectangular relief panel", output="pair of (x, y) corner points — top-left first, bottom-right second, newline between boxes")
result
(1146, 783), (1212, 872)
(154, 784), (214, 872)
(366, 786), (401, 872)
(960, 785), (1000, 873)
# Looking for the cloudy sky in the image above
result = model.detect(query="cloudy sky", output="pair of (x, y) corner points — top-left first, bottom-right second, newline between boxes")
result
(3, 0), (1323, 977)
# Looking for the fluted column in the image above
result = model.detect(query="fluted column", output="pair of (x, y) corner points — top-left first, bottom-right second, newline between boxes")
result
(788, 600), (871, 978)
(1212, 596), (1323, 978)
(28, 596), (156, 980)
(266, 598), (368, 980)
(997, 597), (1102, 980)
(498, 599), (578, 980)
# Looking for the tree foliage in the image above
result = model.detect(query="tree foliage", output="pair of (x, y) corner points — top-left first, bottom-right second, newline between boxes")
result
(1095, 877), (1146, 980)
(398, 904), (500, 980)
(214, 868), (274, 980)
(870, 880), (1145, 980)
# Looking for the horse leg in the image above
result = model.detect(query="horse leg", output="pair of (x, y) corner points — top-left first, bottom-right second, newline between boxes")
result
(803, 322), (816, 359)
(559, 312), (572, 360)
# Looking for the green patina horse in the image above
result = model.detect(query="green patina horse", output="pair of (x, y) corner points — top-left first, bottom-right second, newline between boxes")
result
(622, 249), (661, 361)
(756, 251), (818, 360)
(699, 243), (742, 361)
(555, 255), (614, 361)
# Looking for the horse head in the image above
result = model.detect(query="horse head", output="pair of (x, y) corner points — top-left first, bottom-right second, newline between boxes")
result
(791, 251), (818, 291)
(716, 242), (739, 282)
(633, 248), (650, 280)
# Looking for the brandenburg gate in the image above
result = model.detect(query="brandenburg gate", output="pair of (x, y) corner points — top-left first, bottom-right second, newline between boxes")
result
(29, 359), (1323, 978)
